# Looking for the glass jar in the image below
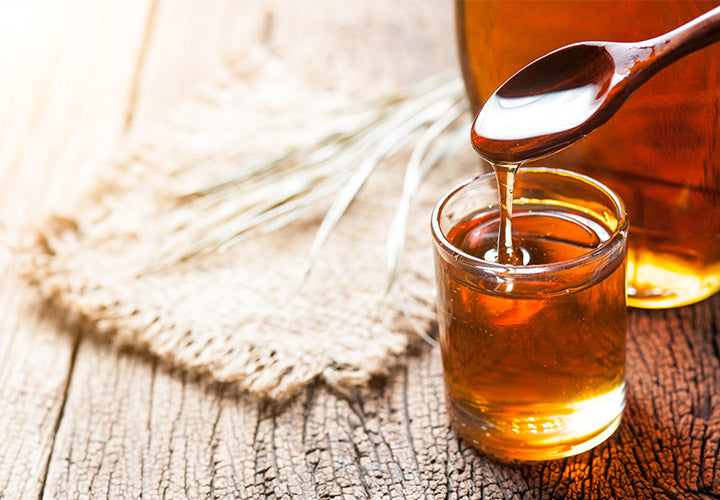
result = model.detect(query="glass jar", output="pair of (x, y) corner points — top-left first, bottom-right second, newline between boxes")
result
(456, 0), (720, 308)
(432, 168), (628, 460)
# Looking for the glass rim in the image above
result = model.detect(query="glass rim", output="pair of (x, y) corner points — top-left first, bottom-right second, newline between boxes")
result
(430, 166), (628, 277)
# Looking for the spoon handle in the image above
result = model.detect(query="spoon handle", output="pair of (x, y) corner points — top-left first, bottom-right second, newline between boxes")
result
(644, 6), (720, 72)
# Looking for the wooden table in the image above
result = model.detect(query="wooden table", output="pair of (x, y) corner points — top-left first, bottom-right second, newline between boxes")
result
(2, 1), (719, 498)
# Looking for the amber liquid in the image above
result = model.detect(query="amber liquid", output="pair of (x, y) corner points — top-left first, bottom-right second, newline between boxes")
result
(436, 207), (626, 460)
(456, 0), (720, 308)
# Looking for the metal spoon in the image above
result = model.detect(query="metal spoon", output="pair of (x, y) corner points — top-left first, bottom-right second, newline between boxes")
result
(471, 6), (720, 165)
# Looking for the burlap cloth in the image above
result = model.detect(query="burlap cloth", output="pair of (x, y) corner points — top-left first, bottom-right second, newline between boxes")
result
(25, 0), (478, 400)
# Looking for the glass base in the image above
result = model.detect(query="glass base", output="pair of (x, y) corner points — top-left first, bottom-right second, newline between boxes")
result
(627, 252), (720, 309)
(446, 385), (625, 462)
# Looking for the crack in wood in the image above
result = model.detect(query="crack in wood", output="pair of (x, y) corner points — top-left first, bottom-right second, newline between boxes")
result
(37, 327), (82, 500)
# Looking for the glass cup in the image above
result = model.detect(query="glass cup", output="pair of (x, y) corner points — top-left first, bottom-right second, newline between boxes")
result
(431, 167), (628, 461)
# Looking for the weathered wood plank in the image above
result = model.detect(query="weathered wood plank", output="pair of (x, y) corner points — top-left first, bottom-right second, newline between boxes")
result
(41, 345), (227, 499)
(39, 0), (269, 497)
(0, 264), (79, 500)
(0, 1), (151, 497)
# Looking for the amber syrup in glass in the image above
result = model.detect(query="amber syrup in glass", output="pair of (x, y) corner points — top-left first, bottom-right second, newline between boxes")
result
(437, 201), (626, 460)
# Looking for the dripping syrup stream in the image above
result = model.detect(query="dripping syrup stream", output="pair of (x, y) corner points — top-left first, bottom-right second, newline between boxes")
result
(489, 163), (522, 265)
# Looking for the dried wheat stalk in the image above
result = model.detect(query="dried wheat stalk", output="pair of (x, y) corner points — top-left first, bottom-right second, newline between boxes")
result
(145, 73), (470, 302)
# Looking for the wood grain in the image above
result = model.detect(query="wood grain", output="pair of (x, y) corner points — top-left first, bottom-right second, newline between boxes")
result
(38, 0), (257, 497)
